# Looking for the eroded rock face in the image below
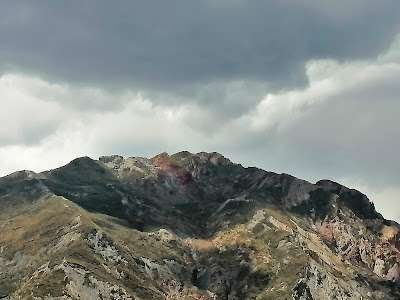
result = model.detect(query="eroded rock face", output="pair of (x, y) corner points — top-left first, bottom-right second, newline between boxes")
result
(0, 151), (399, 299)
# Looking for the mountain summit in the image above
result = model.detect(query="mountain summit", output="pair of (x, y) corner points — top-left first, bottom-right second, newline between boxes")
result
(0, 152), (399, 299)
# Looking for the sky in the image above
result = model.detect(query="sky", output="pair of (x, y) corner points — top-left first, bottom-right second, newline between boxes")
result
(0, 1), (399, 221)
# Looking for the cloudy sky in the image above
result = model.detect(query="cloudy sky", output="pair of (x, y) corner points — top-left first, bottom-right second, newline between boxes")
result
(0, 1), (399, 221)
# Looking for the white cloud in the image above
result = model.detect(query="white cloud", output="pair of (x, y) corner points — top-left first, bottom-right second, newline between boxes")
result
(0, 75), (210, 175)
(241, 58), (400, 133)
(0, 128), (90, 175)
(0, 74), (63, 145)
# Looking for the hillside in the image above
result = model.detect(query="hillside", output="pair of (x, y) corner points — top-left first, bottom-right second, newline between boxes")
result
(0, 151), (399, 299)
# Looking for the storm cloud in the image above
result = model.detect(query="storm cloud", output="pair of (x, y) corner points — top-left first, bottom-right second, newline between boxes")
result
(1, 1), (399, 90)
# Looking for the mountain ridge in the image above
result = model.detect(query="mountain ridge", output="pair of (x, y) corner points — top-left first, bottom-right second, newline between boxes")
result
(0, 151), (399, 299)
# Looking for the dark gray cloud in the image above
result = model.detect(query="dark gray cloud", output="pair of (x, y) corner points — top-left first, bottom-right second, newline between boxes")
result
(0, 0), (399, 94)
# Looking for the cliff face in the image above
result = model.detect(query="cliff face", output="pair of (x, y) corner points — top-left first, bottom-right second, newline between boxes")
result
(0, 151), (399, 299)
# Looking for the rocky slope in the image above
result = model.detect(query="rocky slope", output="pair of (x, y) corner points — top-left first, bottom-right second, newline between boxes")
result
(0, 151), (399, 299)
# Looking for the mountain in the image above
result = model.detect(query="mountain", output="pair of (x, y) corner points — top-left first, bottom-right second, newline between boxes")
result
(0, 151), (399, 299)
